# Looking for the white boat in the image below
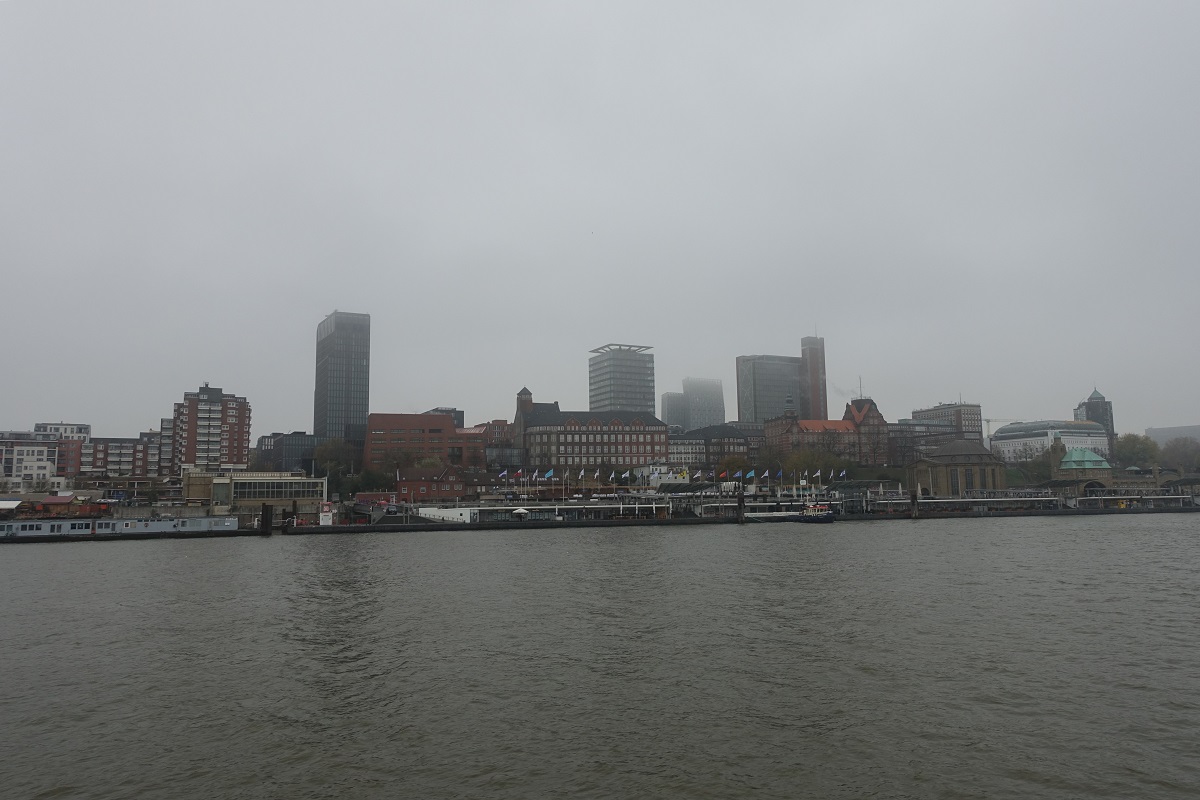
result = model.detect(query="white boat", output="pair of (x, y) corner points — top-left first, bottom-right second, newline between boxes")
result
(745, 504), (836, 523)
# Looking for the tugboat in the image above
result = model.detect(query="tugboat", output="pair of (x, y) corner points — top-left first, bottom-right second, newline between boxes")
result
(798, 504), (835, 523)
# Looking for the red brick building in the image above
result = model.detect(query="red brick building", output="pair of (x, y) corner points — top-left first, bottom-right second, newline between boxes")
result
(399, 468), (499, 502)
(363, 413), (486, 471)
(170, 384), (252, 474)
(512, 388), (669, 470)
(765, 397), (890, 466)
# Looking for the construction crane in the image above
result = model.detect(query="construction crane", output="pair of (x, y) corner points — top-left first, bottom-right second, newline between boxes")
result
(984, 418), (1018, 438)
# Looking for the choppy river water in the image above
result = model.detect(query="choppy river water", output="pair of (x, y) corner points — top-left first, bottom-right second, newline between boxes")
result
(3, 515), (1199, 799)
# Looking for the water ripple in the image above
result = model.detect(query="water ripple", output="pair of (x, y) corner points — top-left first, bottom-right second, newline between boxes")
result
(2, 516), (1199, 798)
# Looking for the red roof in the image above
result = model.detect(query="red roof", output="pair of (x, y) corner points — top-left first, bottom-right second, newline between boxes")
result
(790, 420), (856, 433)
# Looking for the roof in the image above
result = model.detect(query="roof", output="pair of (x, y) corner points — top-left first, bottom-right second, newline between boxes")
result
(1088, 388), (1106, 401)
(396, 467), (459, 482)
(780, 419), (856, 433)
(682, 424), (748, 441)
(931, 439), (996, 458)
(0, 500), (22, 510)
(523, 409), (666, 429)
(992, 420), (1107, 439)
(1059, 448), (1112, 470)
(844, 398), (883, 426)
(908, 439), (1003, 466)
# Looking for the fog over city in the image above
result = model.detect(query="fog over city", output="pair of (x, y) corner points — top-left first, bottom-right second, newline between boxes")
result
(4, 1), (1197, 438)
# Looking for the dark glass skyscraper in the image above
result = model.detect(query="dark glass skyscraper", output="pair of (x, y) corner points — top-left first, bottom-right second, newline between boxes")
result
(314, 311), (371, 443)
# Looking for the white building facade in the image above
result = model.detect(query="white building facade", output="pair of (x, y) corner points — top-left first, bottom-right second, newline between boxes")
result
(989, 420), (1111, 462)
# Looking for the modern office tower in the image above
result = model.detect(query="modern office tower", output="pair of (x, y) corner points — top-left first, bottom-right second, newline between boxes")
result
(736, 354), (807, 424)
(661, 392), (688, 429)
(800, 337), (828, 421)
(682, 377), (726, 429)
(314, 311), (371, 443)
(911, 402), (984, 442)
(1074, 388), (1115, 450)
(736, 339), (827, 425)
(589, 344), (655, 414)
(171, 383), (252, 474)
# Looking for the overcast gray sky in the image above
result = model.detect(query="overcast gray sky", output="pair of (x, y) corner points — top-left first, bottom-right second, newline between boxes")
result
(4, 1), (1197, 439)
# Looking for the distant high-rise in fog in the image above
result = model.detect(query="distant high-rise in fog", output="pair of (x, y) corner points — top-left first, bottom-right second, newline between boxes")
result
(682, 377), (725, 429)
(661, 392), (687, 428)
(314, 311), (371, 443)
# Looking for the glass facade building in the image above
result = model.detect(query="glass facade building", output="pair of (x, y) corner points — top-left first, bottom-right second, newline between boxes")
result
(682, 377), (726, 429)
(736, 354), (808, 424)
(735, 339), (827, 424)
(589, 344), (655, 414)
(314, 311), (371, 443)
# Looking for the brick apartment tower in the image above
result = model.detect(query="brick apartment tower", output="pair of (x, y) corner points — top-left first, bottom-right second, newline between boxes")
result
(171, 383), (252, 474)
(801, 336), (828, 421)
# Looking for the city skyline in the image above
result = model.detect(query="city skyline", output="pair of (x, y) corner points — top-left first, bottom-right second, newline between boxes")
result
(3, 3), (1198, 437)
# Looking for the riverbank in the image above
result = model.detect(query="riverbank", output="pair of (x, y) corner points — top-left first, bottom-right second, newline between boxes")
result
(294, 504), (1200, 535)
(3, 504), (1196, 543)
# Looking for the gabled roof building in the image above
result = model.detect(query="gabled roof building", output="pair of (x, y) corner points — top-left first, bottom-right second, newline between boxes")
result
(513, 388), (668, 470)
